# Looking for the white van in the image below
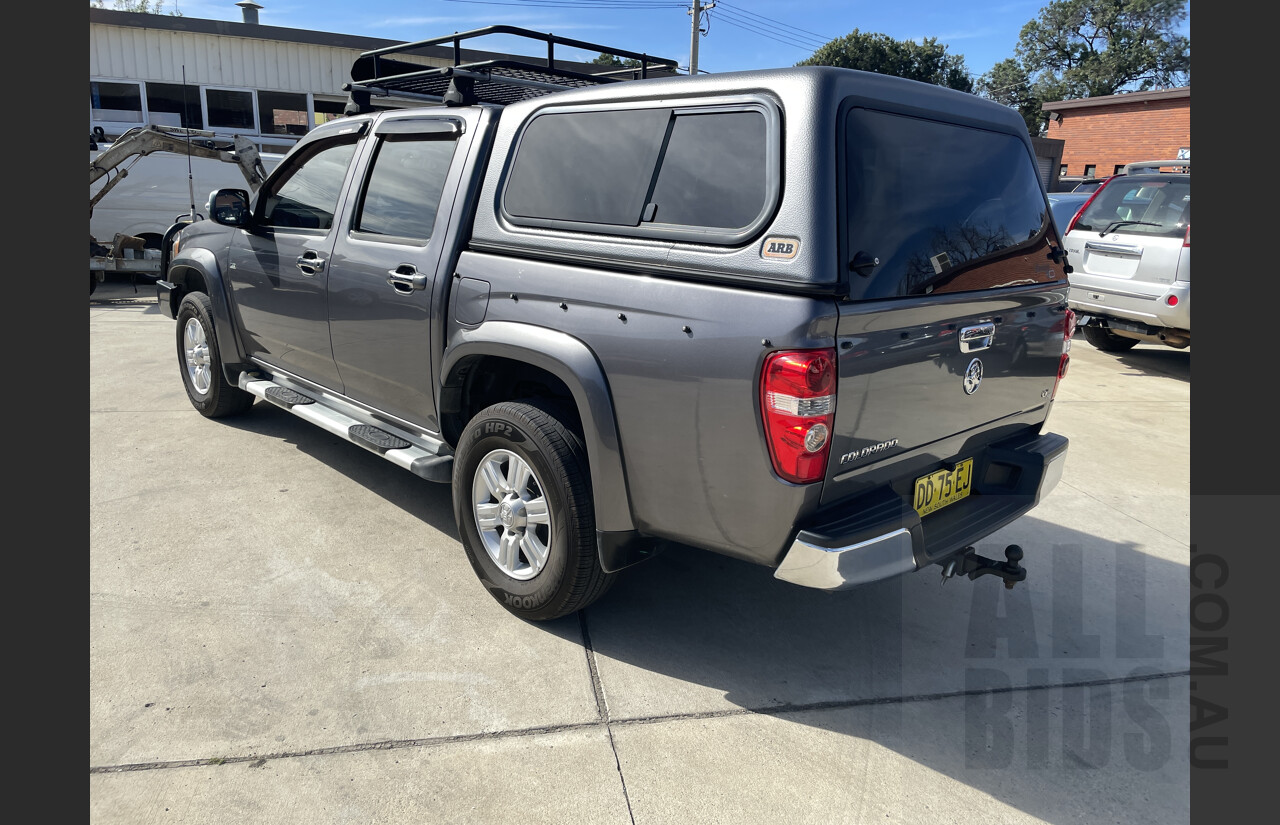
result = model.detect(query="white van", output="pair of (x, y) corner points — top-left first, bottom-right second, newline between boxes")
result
(90, 143), (283, 249)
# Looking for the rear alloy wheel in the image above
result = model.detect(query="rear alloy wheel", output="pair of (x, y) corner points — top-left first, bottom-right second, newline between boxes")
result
(453, 401), (613, 620)
(1081, 324), (1139, 352)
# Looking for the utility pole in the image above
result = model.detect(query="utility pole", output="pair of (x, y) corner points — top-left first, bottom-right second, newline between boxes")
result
(688, 1), (715, 75)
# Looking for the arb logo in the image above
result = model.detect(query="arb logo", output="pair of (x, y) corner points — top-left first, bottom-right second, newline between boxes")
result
(761, 237), (800, 260)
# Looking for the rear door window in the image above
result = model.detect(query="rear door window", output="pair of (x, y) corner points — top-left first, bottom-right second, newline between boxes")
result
(1072, 177), (1190, 238)
(843, 108), (1056, 300)
(354, 134), (457, 243)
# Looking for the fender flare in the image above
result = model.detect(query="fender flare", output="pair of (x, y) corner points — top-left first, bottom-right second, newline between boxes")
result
(441, 322), (635, 534)
(165, 247), (249, 380)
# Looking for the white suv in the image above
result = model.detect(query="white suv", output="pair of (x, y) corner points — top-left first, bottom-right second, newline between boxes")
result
(1062, 160), (1190, 351)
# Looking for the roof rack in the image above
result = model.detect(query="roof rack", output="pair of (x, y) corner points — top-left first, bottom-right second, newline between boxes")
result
(1121, 159), (1190, 175)
(342, 25), (681, 112)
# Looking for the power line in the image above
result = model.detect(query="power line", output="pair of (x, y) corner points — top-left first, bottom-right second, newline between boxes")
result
(714, 1), (836, 45)
(712, 7), (826, 49)
(440, 0), (686, 7)
(442, 1), (686, 9)
(710, 11), (824, 52)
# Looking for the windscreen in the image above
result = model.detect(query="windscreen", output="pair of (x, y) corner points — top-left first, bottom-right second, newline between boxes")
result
(845, 108), (1056, 300)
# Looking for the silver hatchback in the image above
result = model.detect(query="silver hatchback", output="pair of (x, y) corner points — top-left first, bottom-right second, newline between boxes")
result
(1061, 160), (1190, 351)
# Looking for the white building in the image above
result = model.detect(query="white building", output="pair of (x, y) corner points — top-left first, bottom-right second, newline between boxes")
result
(91, 3), (473, 153)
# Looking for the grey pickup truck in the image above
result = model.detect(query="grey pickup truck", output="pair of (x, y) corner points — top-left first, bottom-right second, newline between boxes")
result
(157, 27), (1072, 621)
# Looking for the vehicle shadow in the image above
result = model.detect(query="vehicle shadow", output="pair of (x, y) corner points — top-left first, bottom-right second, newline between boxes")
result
(580, 518), (1189, 823)
(1108, 346), (1190, 382)
(217, 402), (1189, 822)
(218, 400), (462, 542)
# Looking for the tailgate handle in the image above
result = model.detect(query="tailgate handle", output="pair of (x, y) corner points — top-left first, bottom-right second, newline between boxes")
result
(959, 323), (995, 353)
(1084, 241), (1144, 257)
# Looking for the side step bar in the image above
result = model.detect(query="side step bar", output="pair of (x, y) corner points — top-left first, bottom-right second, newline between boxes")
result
(238, 372), (453, 483)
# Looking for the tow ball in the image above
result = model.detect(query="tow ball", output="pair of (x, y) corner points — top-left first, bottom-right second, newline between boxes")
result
(940, 545), (1026, 589)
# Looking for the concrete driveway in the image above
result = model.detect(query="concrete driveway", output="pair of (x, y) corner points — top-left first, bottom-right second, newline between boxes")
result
(91, 277), (1190, 823)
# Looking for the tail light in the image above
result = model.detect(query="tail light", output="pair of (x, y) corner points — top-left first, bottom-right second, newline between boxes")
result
(1183, 225), (1190, 247)
(761, 349), (836, 484)
(1052, 309), (1076, 400)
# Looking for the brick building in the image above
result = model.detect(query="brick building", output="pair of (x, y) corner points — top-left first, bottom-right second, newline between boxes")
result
(1042, 87), (1189, 186)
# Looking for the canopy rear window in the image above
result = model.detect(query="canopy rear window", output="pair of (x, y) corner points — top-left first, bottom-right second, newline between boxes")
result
(844, 108), (1056, 300)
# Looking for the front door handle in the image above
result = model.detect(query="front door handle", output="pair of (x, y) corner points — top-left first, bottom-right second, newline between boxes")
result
(296, 253), (326, 275)
(387, 265), (428, 293)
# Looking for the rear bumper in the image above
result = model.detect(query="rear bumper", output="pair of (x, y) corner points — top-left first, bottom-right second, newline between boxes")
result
(1067, 281), (1190, 330)
(774, 431), (1068, 590)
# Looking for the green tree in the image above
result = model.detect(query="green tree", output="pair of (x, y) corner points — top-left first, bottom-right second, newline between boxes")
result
(590, 52), (642, 69)
(977, 58), (1043, 135)
(1016, 0), (1189, 98)
(798, 30), (974, 93)
(90, 1), (183, 14)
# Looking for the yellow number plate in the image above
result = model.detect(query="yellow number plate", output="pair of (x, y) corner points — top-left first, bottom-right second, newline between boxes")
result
(913, 458), (974, 518)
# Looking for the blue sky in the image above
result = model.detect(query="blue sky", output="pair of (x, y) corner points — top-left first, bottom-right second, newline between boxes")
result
(156, 0), (1190, 82)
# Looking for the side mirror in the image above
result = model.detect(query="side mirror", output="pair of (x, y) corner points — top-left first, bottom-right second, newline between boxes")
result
(206, 188), (251, 227)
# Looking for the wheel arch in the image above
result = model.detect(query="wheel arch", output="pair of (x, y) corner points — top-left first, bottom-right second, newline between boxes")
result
(165, 247), (249, 384)
(441, 322), (634, 534)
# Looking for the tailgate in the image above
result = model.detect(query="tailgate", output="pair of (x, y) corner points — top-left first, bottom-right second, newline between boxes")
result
(822, 287), (1068, 504)
(827, 106), (1073, 506)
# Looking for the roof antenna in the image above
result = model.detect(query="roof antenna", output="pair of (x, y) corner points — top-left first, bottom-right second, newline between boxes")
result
(183, 65), (197, 219)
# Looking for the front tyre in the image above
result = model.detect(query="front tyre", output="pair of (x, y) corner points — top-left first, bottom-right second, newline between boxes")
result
(453, 401), (613, 621)
(175, 292), (254, 418)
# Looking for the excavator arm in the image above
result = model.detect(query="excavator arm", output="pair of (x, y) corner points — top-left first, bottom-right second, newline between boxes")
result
(90, 124), (268, 219)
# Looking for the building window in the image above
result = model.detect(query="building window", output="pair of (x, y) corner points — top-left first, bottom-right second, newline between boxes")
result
(1113, 164), (1125, 175)
(258, 91), (310, 137)
(145, 82), (202, 129)
(205, 88), (256, 131)
(90, 80), (143, 124)
(1060, 164), (1068, 178)
(1083, 164), (1097, 178)
(314, 99), (348, 127)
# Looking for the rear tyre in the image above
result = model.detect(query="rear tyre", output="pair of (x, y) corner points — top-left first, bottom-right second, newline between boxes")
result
(453, 401), (613, 621)
(1081, 324), (1139, 352)
(89, 272), (98, 295)
(175, 292), (254, 418)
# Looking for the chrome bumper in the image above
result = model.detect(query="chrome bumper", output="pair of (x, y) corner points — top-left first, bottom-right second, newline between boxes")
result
(773, 528), (916, 591)
(774, 432), (1069, 591)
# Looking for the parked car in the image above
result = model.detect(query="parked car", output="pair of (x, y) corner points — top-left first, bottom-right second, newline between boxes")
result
(1046, 192), (1091, 242)
(1061, 160), (1190, 351)
(1071, 178), (1110, 193)
(156, 27), (1072, 620)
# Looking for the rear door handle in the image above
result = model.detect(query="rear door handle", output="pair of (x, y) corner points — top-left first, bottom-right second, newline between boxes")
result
(295, 253), (326, 275)
(387, 265), (428, 293)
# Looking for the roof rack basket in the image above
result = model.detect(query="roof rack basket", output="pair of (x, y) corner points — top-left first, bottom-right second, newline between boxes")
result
(342, 25), (681, 112)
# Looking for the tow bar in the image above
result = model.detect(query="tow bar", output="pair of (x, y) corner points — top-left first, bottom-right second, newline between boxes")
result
(940, 545), (1026, 589)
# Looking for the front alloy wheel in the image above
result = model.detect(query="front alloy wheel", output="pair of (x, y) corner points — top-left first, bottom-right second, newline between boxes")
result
(183, 317), (213, 395)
